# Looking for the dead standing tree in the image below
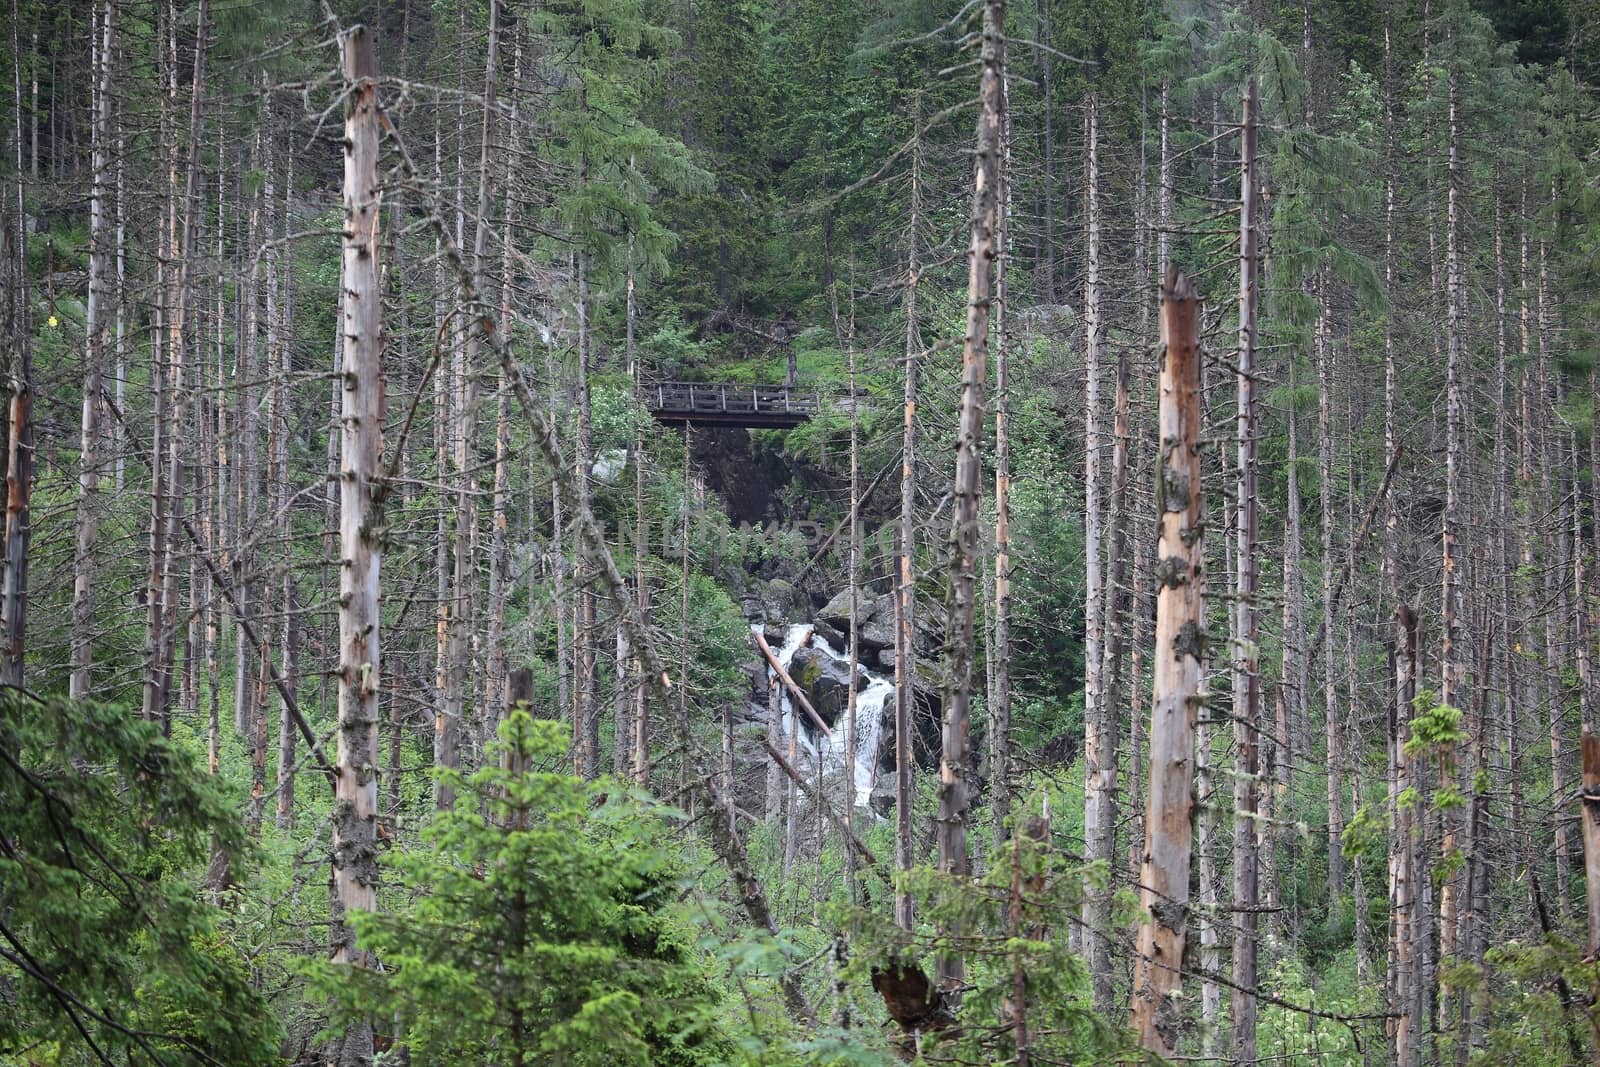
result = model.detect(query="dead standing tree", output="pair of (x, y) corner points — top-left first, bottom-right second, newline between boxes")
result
(329, 26), (384, 1067)
(937, 0), (1005, 995)
(1129, 267), (1204, 1058)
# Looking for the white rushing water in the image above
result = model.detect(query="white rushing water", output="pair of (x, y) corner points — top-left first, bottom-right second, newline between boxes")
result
(756, 622), (893, 807)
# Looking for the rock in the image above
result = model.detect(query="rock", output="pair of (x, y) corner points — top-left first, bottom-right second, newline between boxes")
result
(858, 614), (897, 651)
(738, 660), (769, 704)
(869, 777), (898, 817)
(820, 587), (944, 655)
(789, 646), (869, 729)
(733, 702), (768, 726)
(812, 618), (847, 650)
(1017, 302), (1077, 337)
(759, 577), (805, 624)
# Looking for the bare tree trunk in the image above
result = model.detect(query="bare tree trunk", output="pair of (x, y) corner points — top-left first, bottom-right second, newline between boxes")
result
(936, 0), (1004, 993)
(990, 67), (1013, 851)
(70, 0), (114, 699)
(844, 264), (861, 903)
(894, 90), (923, 934)
(1034, 0), (1054, 303)
(1129, 268), (1203, 1059)
(1536, 223), (1572, 916)
(114, 118), (127, 493)
(484, 183), (515, 744)
(574, 243), (597, 779)
(1096, 268), (1135, 1023)
(1229, 77), (1261, 1067)
(1313, 282), (1344, 900)
(142, 0), (207, 728)
(1080, 87), (1110, 923)
(330, 27), (382, 1067)
(439, 0), (499, 803)
(1393, 605), (1420, 1067)
(1438, 69), (1465, 976)
(1080, 92), (1118, 1015)
(627, 227), (650, 785)
(1584, 733), (1600, 957)
(1, 299), (30, 689)
(276, 584), (300, 829)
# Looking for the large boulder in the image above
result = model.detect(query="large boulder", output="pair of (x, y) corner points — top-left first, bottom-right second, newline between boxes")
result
(819, 588), (944, 655)
(789, 645), (870, 729)
(740, 576), (808, 627)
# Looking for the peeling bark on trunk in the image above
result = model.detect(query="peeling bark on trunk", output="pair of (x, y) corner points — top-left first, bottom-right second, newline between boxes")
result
(1129, 268), (1203, 1059)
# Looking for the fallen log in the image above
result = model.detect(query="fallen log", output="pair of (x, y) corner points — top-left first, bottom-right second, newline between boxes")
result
(751, 627), (833, 739)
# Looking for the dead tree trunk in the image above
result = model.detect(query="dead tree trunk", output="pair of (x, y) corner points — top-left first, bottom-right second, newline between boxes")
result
(894, 90), (923, 934)
(1080, 92), (1117, 1016)
(990, 66), (1013, 850)
(1439, 68), (1466, 977)
(1583, 733), (1600, 963)
(438, 0), (499, 805)
(70, 0), (114, 699)
(330, 28), (383, 1067)
(937, 0), (1005, 994)
(1393, 604), (1420, 1067)
(142, 0), (208, 727)
(1129, 268), (1203, 1059)
(1229, 76), (1261, 1067)
(1584, 729), (1600, 1067)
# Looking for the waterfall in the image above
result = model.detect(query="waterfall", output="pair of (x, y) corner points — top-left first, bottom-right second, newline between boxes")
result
(756, 622), (892, 808)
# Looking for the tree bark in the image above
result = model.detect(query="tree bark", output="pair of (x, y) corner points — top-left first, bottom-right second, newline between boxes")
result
(70, 0), (114, 700)
(1439, 68), (1465, 975)
(141, 0), (207, 728)
(1080, 92), (1117, 1016)
(330, 28), (383, 1066)
(937, 0), (1004, 993)
(438, 0), (499, 805)
(894, 89), (923, 934)
(1129, 268), (1203, 1059)
(990, 64), (1013, 851)
(1229, 77), (1261, 1067)
(1317, 277), (1343, 895)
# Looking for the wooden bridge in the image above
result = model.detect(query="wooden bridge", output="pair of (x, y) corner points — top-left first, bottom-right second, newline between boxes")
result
(646, 381), (821, 429)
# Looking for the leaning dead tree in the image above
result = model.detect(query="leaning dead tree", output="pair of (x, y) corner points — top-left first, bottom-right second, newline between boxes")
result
(329, 26), (383, 1067)
(1129, 267), (1203, 1057)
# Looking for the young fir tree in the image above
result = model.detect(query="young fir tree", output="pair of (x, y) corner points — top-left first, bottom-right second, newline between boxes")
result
(322, 712), (732, 1066)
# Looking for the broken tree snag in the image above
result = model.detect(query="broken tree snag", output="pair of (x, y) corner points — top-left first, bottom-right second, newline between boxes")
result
(1582, 732), (1600, 962)
(1129, 266), (1203, 1060)
(331, 25), (383, 1067)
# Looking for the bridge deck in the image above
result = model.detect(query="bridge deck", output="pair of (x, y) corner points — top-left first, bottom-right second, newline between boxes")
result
(647, 381), (820, 429)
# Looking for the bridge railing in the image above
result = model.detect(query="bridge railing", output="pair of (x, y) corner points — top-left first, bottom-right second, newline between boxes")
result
(648, 381), (821, 417)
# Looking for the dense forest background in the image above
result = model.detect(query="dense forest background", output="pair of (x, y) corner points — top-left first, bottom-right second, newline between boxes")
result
(1, 0), (1599, 1063)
